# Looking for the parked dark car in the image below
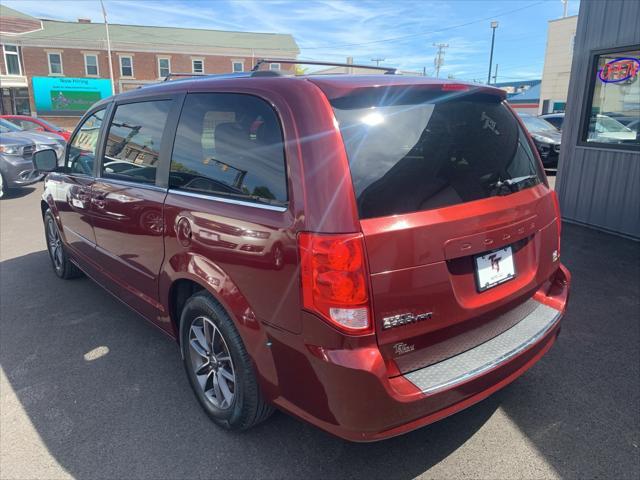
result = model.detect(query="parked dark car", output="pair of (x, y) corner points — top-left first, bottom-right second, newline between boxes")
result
(34, 68), (570, 441)
(539, 113), (565, 131)
(518, 113), (562, 168)
(0, 118), (66, 163)
(0, 122), (41, 198)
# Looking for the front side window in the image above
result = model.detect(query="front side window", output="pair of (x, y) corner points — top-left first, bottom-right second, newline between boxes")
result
(332, 87), (543, 219)
(158, 58), (170, 78)
(85, 54), (98, 76)
(584, 48), (640, 148)
(3, 45), (21, 75)
(67, 109), (105, 175)
(120, 56), (133, 77)
(170, 93), (287, 206)
(102, 100), (171, 184)
(48, 53), (63, 75)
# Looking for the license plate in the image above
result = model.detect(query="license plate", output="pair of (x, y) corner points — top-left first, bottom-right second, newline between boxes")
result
(474, 246), (516, 292)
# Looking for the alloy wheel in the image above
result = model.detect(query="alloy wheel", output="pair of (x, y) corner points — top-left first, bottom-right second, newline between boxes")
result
(188, 316), (236, 410)
(46, 217), (63, 270)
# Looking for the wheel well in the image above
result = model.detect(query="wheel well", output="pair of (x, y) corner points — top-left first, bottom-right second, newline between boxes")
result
(169, 279), (205, 338)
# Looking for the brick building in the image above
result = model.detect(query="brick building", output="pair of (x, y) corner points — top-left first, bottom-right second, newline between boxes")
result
(0, 5), (298, 128)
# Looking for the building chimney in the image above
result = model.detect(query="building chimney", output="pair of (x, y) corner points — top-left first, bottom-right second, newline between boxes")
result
(78, 18), (92, 24)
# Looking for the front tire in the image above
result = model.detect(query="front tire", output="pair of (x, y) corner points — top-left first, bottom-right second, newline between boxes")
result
(44, 210), (82, 279)
(180, 291), (273, 430)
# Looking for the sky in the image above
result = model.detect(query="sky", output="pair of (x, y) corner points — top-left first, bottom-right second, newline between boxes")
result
(4, 0), (580, 82)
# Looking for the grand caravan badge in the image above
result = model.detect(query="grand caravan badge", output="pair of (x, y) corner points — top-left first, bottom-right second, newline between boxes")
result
(382, 311), (432, 330)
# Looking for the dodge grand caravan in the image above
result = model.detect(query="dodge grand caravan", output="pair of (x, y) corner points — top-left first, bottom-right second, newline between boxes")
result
(33, 65), (570, 442)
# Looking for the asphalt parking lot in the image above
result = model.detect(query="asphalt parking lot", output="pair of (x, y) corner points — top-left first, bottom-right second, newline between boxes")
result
(1, 186), (638, 480)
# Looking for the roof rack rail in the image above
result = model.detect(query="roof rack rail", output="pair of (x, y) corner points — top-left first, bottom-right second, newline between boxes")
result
(163, 72), (208, 82)
(163, 72), (254, 82)
(251, 59), (397, 75)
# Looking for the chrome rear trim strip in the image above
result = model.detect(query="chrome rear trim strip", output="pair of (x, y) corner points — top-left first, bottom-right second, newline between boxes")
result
(404, 300), (561, 394)
(167, 189), (288, 212)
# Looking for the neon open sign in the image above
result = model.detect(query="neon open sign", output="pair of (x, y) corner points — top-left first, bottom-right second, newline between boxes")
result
(598, 57), (640, 83)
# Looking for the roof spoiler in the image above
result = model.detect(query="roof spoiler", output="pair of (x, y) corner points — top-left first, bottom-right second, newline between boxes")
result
(251, 59), (397, 75)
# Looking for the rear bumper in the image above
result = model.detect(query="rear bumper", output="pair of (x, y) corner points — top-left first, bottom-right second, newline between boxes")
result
(270, 263), (570, 442)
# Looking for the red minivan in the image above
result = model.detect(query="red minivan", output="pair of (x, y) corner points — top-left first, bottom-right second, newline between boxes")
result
(33, 66), (570, 442)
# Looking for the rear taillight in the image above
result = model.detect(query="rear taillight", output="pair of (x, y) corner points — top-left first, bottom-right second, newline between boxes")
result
(298, 232), (372, 335)
(551, 191), (562, 256)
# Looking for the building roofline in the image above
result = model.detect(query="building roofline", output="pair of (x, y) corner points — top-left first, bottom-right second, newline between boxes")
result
(37, 18), (297, 39)
(548, 15), (578, 23)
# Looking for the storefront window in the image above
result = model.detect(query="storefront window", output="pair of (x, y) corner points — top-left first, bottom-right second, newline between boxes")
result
(584, 48), (640, 149)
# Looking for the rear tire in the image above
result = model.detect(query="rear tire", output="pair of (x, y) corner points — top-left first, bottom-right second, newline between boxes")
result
(180, 291), (273, 430)
(44, 210), (83, 279)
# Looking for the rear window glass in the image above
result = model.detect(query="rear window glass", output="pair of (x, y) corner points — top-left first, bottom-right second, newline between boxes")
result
(170, 93), (287, 207)
(331, 88), (543, 219)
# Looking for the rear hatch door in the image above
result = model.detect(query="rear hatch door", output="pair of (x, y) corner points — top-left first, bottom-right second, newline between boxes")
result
(325, 82), (560, 374)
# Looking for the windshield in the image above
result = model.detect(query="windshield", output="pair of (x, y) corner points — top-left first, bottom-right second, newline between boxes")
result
(520, 115), (558, 132)
(0, 119), (22, 132)
(332, 87), (543, 219)
(596, 115), (632, 133)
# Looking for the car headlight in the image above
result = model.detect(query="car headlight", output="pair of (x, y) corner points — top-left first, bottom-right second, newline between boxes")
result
(0, 144), (22, 155)
(531, 134), (554, 144)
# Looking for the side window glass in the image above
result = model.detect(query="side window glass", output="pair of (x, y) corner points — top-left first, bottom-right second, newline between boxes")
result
(67, 109), (105, 175)
(170, 93), (287, 206)
(21, 121), (38, 131)
(101, 100), (171, 184)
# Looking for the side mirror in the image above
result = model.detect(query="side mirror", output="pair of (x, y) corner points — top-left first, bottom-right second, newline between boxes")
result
(33, 148), (58, 172)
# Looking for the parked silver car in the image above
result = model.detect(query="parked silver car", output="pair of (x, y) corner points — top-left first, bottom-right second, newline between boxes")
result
(0, 123), (41, 198)
(0, 118), (66, 164)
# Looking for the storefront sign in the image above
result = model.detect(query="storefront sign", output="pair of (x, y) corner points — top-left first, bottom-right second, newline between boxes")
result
(598, 57), (640, 84)
(32, 77), (112, 116)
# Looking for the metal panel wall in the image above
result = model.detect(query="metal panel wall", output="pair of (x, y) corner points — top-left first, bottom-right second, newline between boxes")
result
(556, 0), (640, 239)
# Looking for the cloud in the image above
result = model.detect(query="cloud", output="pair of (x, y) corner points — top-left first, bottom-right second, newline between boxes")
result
(3, 0), (559, 81)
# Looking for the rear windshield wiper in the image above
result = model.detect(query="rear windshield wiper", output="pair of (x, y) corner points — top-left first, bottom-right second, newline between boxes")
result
(490, 175), (539, 195)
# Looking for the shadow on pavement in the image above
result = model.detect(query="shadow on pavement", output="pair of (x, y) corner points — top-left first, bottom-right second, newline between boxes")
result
(1, 250), (498, 480)
(1, 186), (37, 200)
(1, 222), (638, 479)
(501, 223), (640, 478)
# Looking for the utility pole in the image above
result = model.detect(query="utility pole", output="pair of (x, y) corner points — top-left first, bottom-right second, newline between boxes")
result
(492, 63), (499, 84)
(100, 0), (115, 95)
(487, 21), (498, 84)
(433, 43), (449, 79)
(371, 57), (385, 67)
(561, 0), (568, 17)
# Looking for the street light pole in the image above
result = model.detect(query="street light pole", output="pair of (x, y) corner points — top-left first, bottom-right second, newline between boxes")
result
(100, 0), (115, 95)
(487, 21), (498, 84)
